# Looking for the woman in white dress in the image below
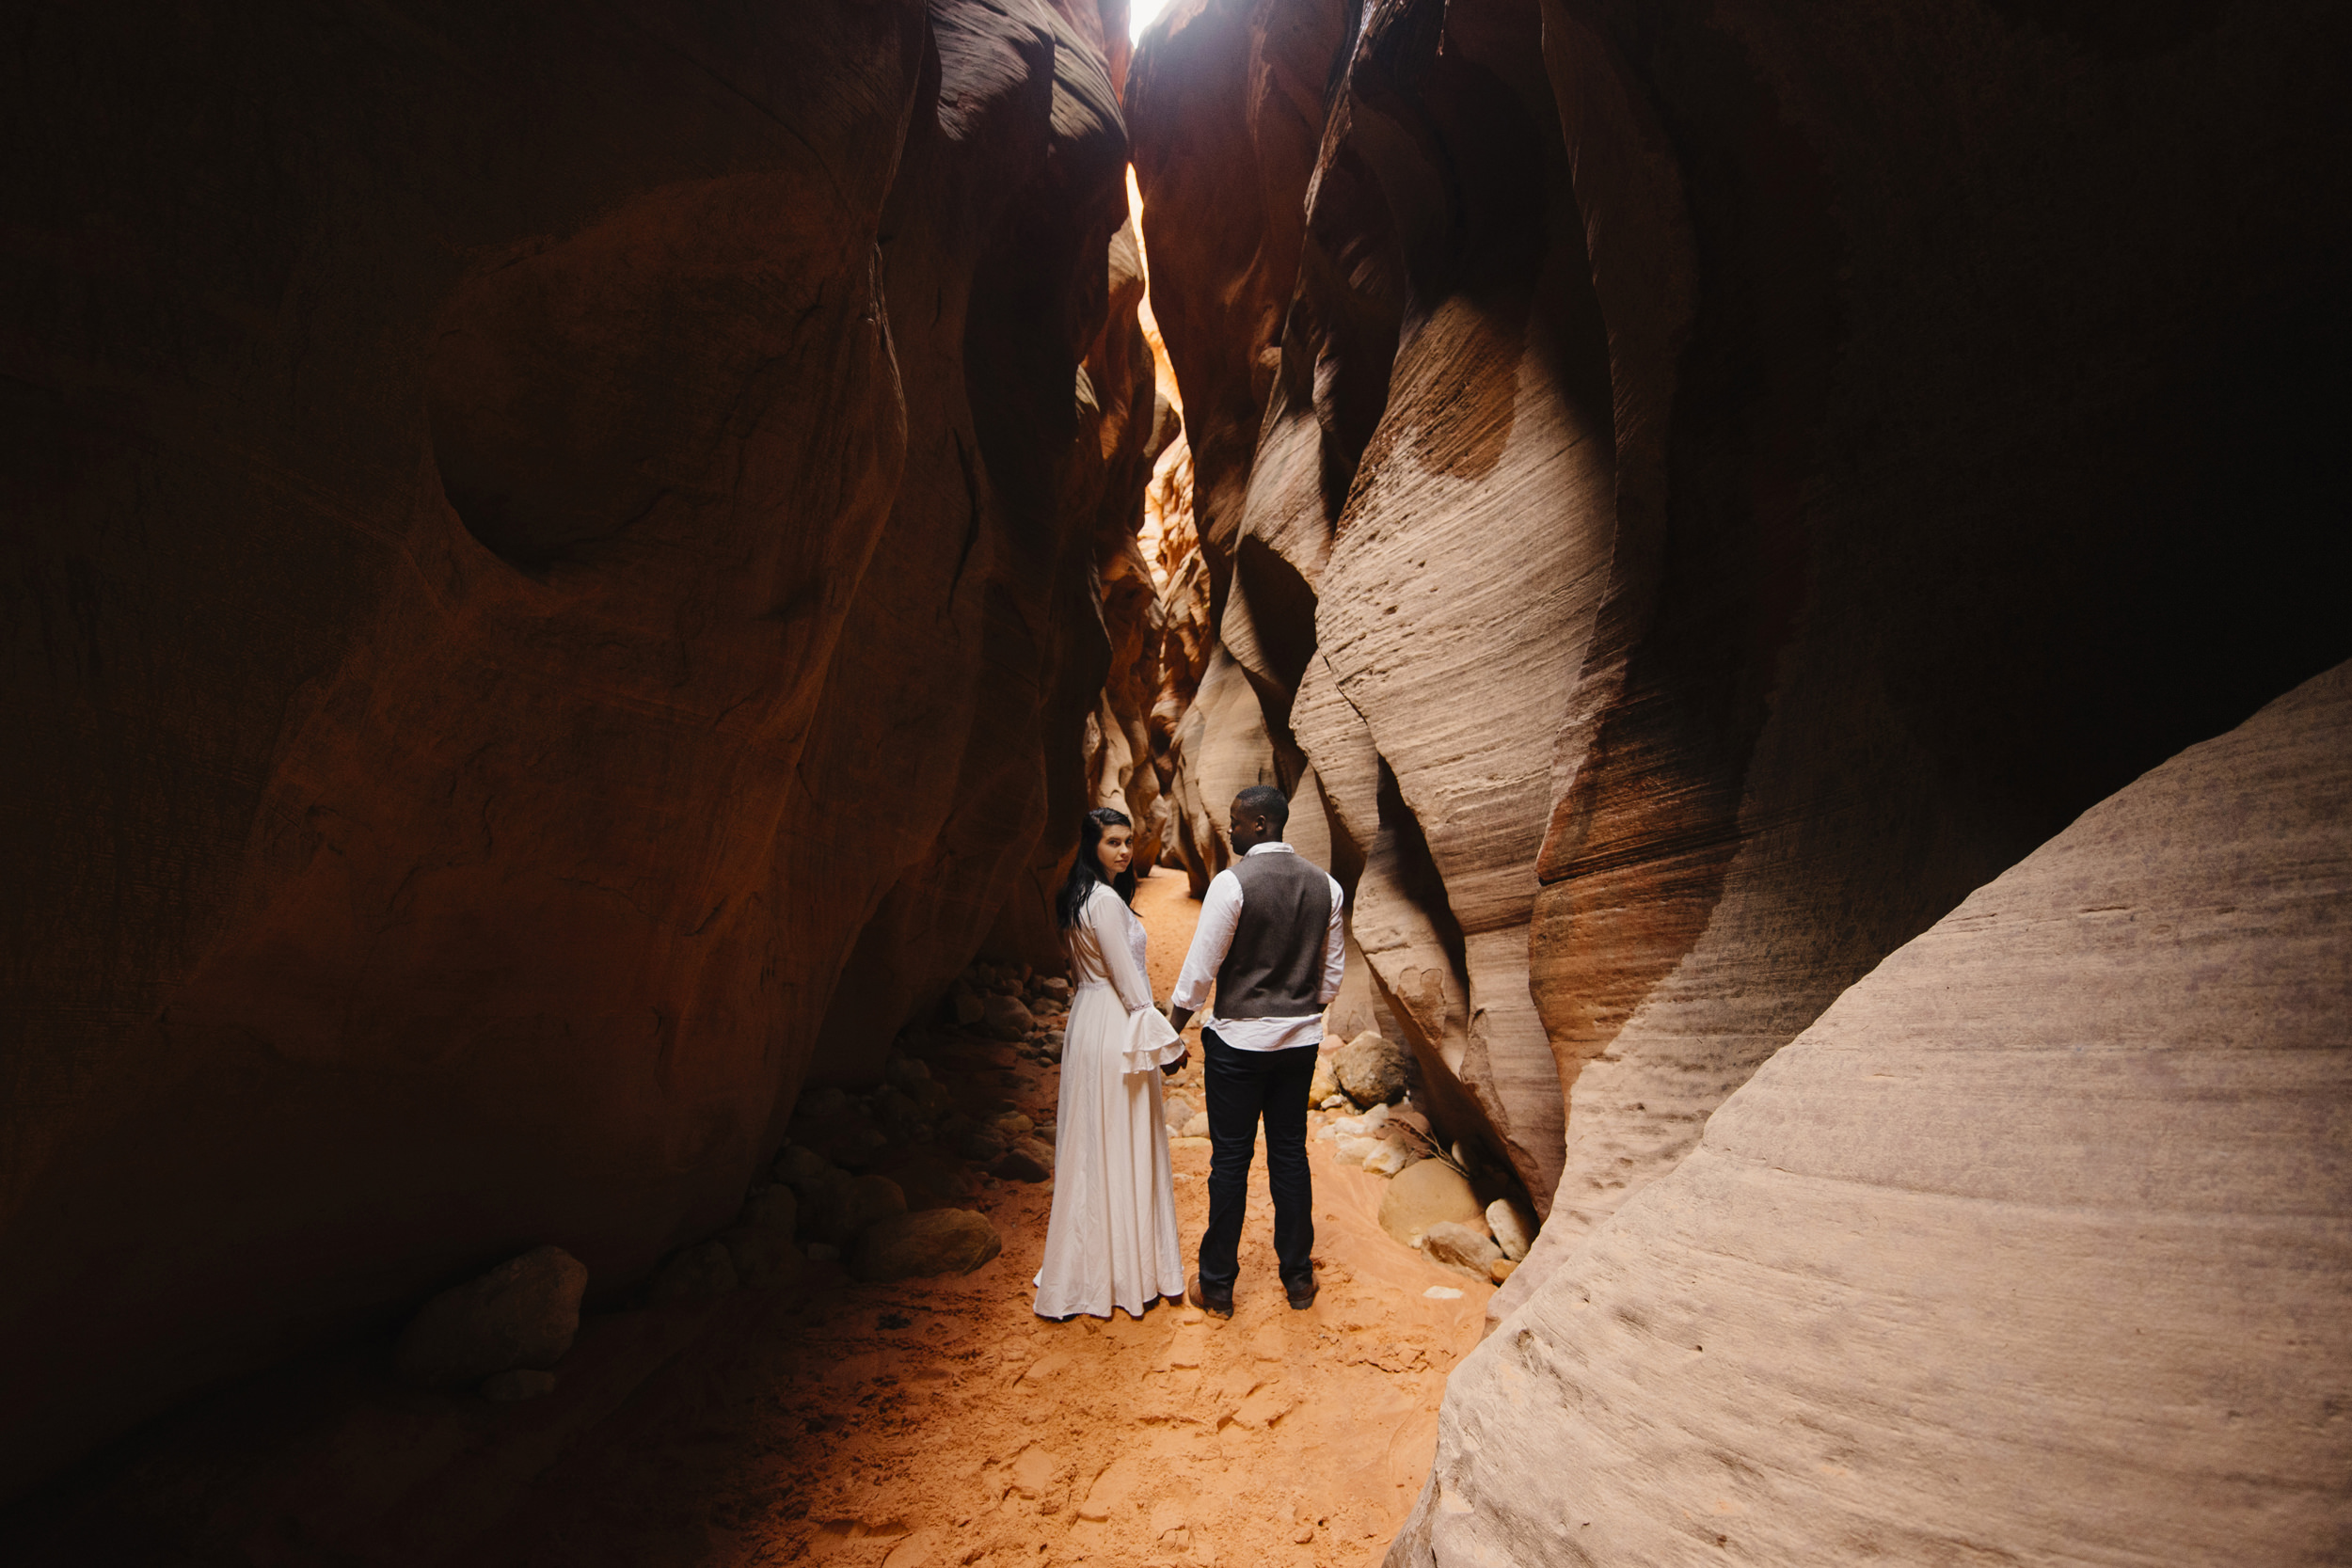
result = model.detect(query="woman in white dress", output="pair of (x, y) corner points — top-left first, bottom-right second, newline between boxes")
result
(1033, 807), (1189, 1321)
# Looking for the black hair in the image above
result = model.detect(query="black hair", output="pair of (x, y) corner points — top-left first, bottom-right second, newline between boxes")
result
(1055, 806), (1136, 928)
(1232, 784), (1290, 833)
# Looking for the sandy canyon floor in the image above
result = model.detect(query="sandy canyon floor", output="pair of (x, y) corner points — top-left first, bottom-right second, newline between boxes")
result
(0, 869), (1490, 1567)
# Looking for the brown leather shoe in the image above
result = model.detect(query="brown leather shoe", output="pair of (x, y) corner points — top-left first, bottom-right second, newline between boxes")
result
(1284, 1275), (1318, 1310)
(1186, 1274), (1232, 1319)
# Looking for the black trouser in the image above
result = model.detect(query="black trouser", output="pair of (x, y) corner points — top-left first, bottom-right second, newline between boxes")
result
(1198, 1028), (1317, 1292)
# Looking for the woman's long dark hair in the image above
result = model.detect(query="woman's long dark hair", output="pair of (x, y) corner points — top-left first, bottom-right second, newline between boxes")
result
(1056, 806), (1136, 928)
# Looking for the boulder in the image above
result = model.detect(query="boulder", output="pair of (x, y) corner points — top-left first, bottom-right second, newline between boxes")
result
(1163, 1095), (1196, 1132)
(958, 1126), (1008, 1163)
(1180, 1113), (1211, 1140)
(1038, 977), (1073, 1003)
(1362, 1141), (1412, 1179)
(1421, 1222), (1502, 1280)
(816, 1173), (909, 1248)
(1485, 1200), (1535, 1263)
(992, 1137), (1056, 1183)
(1333, 1033), (1408, 1107)
(393, 1246), (587, 1390)
(982, 994), (1037, 1041)
(645, 1242), (738, 1307)
(881, 1148), (976, 1212)
(850, 1209), (1004, 1282)
(1378, 1161), (1483, 1249)
(950, 980), (985, 1028)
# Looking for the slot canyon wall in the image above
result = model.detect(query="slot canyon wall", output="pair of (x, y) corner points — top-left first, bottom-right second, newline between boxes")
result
(0, 0), (1152, 1506)
(1127, 0), (2351, 1558)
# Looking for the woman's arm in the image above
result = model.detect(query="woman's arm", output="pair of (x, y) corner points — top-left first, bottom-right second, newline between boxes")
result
(1089, 890), (1156, 1014)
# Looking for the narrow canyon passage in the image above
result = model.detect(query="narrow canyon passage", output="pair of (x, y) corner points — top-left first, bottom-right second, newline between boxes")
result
(6, 0), (2349, 1562)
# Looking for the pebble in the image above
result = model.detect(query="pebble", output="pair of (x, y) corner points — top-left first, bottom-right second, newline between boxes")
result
(1423, 1286), (1464, 1300)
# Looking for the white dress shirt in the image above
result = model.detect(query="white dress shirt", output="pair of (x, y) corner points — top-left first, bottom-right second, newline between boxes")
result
(1170, 842), (1346, 1052)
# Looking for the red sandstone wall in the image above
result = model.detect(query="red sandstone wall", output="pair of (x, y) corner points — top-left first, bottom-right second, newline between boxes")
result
(1131, 0), (2351, 1229)
(0, 0), (1138, 1505)
(1131, 5), (2352, 1548)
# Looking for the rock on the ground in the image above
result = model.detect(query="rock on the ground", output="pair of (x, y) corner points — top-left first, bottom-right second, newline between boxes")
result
(1378, 1162), (1484, 1250)
(1333, 1033), (1408, 1107)
(1485, 1200), (1535, 1263)
(480, 1369), (558, 1402)
(1400, 663), (2352, 1564)
(882, 1148), (975, 1212)
(1180, 1113), (1211, 1140)
(1039, 977), (1073, 1003)
(815, 1174), (908, 1247)
(850, 1209), (1004, 1282)
(1488, 1259), (1516, 1284)
(1363, 1142), (1412, 1178)
(1421, 1222), (1502, 1280)
(393, 1246), (587, 1390)
(982, 994), (1037, 1041)
(646, 1242), (739, 1307)
(950, 980), (986, 1027)
(1336, 1135), (1387, 1167)
(992, 1137), (1055, 1183)
(1308, 1054), (1341, 1107)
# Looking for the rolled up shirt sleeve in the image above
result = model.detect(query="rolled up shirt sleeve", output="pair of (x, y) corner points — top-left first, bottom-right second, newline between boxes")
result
(1318, 876), (1346, 1005)
(1171, 869), (1244, 1013)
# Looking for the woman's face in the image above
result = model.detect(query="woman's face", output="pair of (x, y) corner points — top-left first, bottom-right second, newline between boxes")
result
(1097, 823), (1135, 877)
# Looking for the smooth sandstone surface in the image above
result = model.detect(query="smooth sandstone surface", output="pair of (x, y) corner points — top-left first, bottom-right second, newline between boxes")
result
(1132, 0), (2352, 1285)
(1394, 662), (2352, 1565)
(0, 0), (1142, 1503)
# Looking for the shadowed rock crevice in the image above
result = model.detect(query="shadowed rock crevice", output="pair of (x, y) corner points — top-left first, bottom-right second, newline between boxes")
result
(0, 0), (1150, 1511)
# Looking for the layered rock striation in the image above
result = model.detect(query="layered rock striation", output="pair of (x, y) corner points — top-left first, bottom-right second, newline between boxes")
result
(1398, 658), (2352, 1564)
(0, 0), (1143, 1504)
(1132, 0), (2351, 1245)
(1132, 0), (2351, 1552)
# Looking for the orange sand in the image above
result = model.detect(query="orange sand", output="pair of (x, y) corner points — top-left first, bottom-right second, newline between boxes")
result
(0, 867), (1487, 1567)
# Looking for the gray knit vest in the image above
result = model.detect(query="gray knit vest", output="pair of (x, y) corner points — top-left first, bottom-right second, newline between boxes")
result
(1215, 849), (1332, 1019)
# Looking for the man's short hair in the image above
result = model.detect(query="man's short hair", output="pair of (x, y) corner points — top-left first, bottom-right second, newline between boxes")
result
(1233, 784), (1290, 832)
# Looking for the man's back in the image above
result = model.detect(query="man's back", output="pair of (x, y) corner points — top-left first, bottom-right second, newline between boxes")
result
(1216, 850), (1335, 1021)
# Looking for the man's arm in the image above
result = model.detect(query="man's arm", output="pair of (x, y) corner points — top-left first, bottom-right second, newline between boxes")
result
(1317, 876), (1346, 1006)
(1168, 870), (1244, 1035)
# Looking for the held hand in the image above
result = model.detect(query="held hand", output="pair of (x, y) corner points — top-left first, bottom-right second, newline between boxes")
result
(1162, 1049), (1189, 1075)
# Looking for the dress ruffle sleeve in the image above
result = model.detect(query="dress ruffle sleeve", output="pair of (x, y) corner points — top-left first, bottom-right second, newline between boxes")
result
(1088, 886), (1185, 1073)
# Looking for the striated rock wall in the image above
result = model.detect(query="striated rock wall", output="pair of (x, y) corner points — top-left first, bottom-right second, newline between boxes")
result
(1132, 0), (2352, 1232)
(0, 0), (1140, 1505)
(1398, 659), (2352, 1564)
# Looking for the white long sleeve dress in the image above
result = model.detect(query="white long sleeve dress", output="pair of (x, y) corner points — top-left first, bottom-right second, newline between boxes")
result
(1032, 882), (1188, 1320)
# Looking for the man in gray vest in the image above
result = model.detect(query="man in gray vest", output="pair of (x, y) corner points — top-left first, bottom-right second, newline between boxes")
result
(1168, 785), (1346, 1316)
